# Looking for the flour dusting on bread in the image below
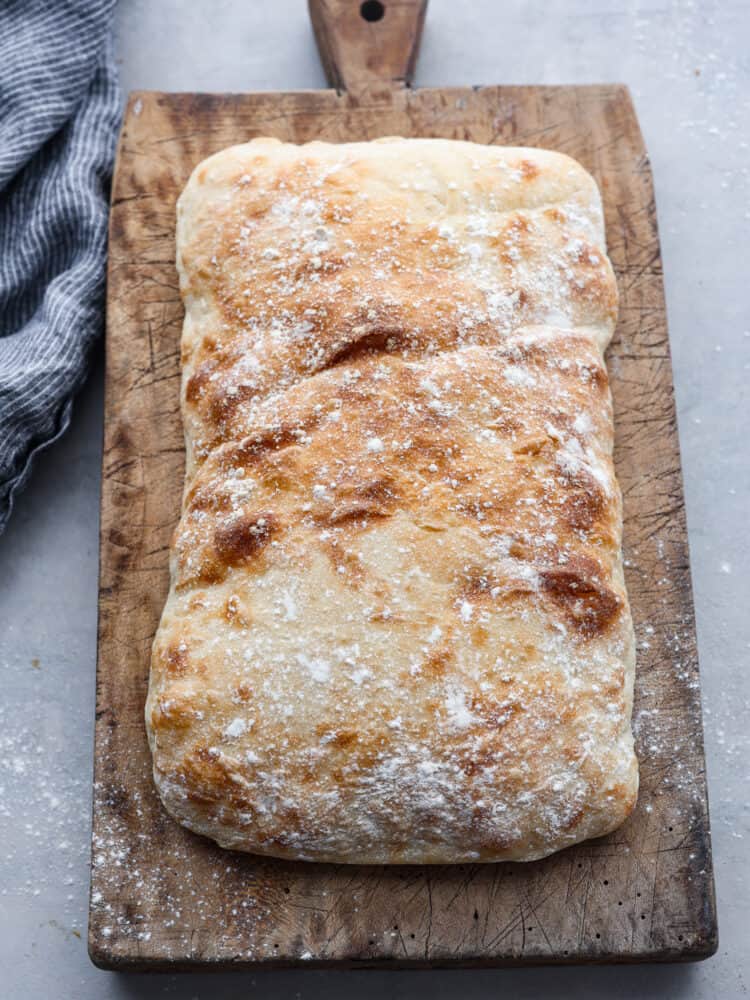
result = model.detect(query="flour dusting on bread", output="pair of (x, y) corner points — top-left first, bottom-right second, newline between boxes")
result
(146, 138), (637, 863)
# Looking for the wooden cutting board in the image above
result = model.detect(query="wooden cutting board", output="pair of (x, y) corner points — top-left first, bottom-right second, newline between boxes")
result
(89, 0), (717, 969)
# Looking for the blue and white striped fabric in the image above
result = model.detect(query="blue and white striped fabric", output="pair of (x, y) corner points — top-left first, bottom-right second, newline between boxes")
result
(0, 0), (120, 533)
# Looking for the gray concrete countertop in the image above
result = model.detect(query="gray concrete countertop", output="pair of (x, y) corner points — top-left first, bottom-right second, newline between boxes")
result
(1, 1), (747, 997)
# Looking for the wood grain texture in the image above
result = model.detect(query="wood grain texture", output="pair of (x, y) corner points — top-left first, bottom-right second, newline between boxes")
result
(309, 0), (427, 94)
(90, 84), (717, 969)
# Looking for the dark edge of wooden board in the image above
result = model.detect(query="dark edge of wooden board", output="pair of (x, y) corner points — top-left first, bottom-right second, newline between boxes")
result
(90, 84), (717, 971)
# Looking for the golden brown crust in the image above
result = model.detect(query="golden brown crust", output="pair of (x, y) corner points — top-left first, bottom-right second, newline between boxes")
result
(147, 138), (637, 864)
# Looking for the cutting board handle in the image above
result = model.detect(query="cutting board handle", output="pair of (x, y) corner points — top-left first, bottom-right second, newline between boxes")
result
(308, 0), (427, 94)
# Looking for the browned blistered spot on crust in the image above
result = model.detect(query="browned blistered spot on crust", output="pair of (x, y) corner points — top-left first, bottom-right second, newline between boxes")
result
(471, 695), (525, 733)
(544, 206), (567, 224)
(421, 643), (453, 679)
(223, 593), (251, 627)
(185, 360), (214, 403)
(370, 607), (402, 624)
(316, 727), (359, 749)
(565, 240), (591, 264)
(322, 476), (397, 528)
(459, 574), (495, 601)
(562, 806), (585, 833)
(460, 742), (501, 779)
(180, 748), (251, 810)
(163, 642), (190, 677)
(261, 467), (301, 496)
(560, 471), (609, 532)
(183, 787), (216, 808)
(207, 382), (255, 426)
(510, 212), (531, 233)
(520, 159), (540, 181)
(332, 731), (359, 749)
(563, 742), (586, 765)
(151, 694), (202, 731)
(490, 215), (533, 265)
(471, 624), (489, 647)
(513, 433), (551, 456)
(577, 359), (609, 391)
(213, 511), (276, 568)
(604, 666), (626, 697)
(289, 251), (347, 282)
(539, 556), (622, 637)
(347, 743), (386, 774)
(321, 325), (408, 371)
(327, 502), (389, 527)
(568, 268), (617, 317)
(476, 831), (516, 855)
(319, 540), (367, 587)
(186, 592), (209, 613)
(229, 423), (314, 466)
(509, 538), (533, 560)
(185, 480), (231, 514)
(233, 681), (253, 703)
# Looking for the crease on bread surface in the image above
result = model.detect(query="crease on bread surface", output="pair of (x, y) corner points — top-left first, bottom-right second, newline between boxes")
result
(146, 137), (638, 864)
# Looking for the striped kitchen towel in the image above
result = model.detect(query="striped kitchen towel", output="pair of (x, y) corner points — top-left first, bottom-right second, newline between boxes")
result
(0, 0), (120, 534)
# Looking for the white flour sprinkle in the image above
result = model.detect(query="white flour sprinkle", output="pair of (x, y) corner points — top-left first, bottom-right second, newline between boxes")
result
(224, 717), (250, 738)
(444, 686), (477, 730)
(295, 652), (331, 683)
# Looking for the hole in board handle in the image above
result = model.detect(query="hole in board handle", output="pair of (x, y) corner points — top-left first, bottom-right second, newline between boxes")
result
(360, 0), (385, 22)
